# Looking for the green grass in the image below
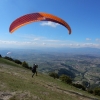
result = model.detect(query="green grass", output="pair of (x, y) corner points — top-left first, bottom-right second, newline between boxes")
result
(0, 58), (22, 67)
(0, 58), (100, 100)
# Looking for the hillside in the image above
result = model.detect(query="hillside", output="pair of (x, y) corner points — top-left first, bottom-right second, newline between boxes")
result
(0, 58), (100, 100)
(2, 48), (100, 88)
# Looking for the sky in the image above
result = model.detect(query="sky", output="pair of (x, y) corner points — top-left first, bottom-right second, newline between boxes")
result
(0, 0), (100, 49)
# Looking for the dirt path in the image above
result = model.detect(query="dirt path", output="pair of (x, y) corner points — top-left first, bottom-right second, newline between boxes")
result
(0, 92), (15, 100)
(39, 81), (98, 100)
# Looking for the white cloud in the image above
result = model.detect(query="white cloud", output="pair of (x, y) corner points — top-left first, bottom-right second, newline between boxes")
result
(33, 38), (39, 41)
(86, 38), (91, 41)
(79, 43), (100, 48)
(96, 38), (100, 42)
(0, 40), (17, 44)
(42, 43), (46, 45)
(40, 21), (59, 27)
(1, 37), (100, 48)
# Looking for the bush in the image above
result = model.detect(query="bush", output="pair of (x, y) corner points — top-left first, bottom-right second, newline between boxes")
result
(22, 61), (29, 68)
(72, 83), (86, 91)
(87, 89), (93, 94)
(94, 88), (100, 96)
(4, 56), (14, 61)
(58, 68), (75, 78)
(49, 72), (59, 79)
(60, 74), (72, 84)
(14, 59), (22, 64)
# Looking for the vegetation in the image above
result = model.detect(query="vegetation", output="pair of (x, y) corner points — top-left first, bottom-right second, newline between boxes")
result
(2, 49), (99, 90)
(49, 72), (59, 79)
(14, 59), (22, 64)
(1, 55), (32, 70)
(58, 68), (76, 79)
(22, 61), (29, 68)
(0, 54), (100, 99)
(94, 88), (100, 96)
(60, 74), (72, 84)
(72, 83), (86, 91)
(82, 81), (89, 88)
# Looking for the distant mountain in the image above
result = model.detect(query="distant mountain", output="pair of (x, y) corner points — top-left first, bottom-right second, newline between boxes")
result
(49, 47), (100, 55)
(1, 47), (100, 56)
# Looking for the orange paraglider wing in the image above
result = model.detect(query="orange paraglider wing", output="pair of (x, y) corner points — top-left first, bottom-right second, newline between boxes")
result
(9, 12), (71, 34)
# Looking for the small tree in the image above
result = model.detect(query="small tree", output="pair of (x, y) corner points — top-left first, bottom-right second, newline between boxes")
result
(22, 61), (29, 68)
(60, 74), (72, 84)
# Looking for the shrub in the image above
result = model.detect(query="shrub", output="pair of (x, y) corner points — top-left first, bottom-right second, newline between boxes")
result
(60, 74), (72, 84)
(22, 61), (29, 68)
(14, 59), (22, 64)
(94, 88), (100, 96)
(49, 72), (59, 79)
(72, 83), (86, 91)
(4, 56), (14, 61)
(87, 89), (93, 94)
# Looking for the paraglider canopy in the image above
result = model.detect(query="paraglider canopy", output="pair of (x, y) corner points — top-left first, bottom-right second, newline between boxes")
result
(9, 12), (71, 34)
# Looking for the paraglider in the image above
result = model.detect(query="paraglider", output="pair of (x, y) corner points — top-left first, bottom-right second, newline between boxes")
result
(32, 64), (38, 77)
(9, 12), (71, 34)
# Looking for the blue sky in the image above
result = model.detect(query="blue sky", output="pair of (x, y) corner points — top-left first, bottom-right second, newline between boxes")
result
(0, 0), (100, 49)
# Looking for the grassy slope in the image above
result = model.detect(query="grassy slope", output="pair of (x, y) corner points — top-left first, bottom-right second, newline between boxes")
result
(0, 58), (100, 100)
